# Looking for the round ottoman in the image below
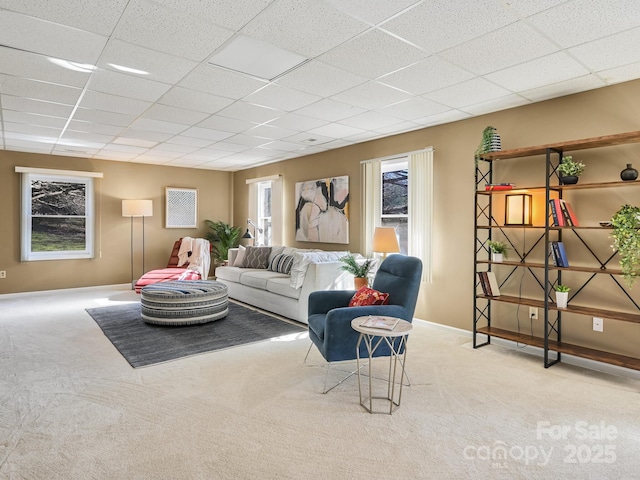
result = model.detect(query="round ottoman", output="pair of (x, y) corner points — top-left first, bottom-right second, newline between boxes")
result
(140, 280), (228, 325)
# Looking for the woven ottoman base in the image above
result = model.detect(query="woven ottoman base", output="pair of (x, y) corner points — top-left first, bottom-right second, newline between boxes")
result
(140, 280), (228, 325)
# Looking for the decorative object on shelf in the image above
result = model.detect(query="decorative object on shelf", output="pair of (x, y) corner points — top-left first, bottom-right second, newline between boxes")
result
(505, 193), (532, 225)
(205, 220), (241, 265)
(339, 253), (374, 289)
(557, 155), (585, 184)
(620, 163), (638, 181)
(474, 126), (501, 161)
(487, 240), (509, 262)
(485, 183), (514, 191)
(610, 204), (640, 287)
(554, 284), (570, 309)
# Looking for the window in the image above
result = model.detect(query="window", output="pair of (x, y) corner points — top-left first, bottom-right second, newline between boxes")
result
(21, 172), (95, 261)
(256, 180), (272, 246)
(381, 160), (408, 254)
(247, 175), (283, 247)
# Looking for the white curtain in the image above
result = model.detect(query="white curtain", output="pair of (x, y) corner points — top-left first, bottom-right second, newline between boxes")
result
(409, 149), (433, 283)
(360, 159), (381, 256)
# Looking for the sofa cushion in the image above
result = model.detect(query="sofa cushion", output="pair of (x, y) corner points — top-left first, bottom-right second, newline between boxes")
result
(290, 250), (348, 289)
(349, 286), (389, 307)
(232, 245), (246, 267)
(214, 265), (244, 283)
(240, 246), (272, 269)
(265, 276), (301, 300)
(240, 269), (289, 290)
(268, 246), (285, 264)
(268, 253), (294, 274)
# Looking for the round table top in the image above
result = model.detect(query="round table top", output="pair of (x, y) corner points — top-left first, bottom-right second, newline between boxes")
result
(351, 316), (412, 337)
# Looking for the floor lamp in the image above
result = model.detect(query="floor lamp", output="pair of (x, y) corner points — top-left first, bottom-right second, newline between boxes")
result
(122, 199), (153, 289)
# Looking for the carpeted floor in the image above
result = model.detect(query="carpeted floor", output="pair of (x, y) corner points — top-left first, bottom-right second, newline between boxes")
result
(1, 285), (639, 479)
(86, 301), (305, 367)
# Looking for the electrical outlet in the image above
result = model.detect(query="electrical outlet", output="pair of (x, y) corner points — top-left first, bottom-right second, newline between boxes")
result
(593, 317), (604, 332)
(0, 271), (6, 279)
(529, 307), (538, 320)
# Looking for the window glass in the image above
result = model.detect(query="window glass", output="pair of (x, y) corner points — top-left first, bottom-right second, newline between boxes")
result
(381, 160), (408, 254)
(257, 181), (272, 246)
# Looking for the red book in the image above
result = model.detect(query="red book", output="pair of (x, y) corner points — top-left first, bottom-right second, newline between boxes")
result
(485, 185), (514, 191)
(561, 200), (580, 226)
(552, 199), (566, 226)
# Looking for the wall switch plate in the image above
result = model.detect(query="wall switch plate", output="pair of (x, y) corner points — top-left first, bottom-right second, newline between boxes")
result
(529, 307), (538, 320)
(593, 317), (604, 332)
(0, 271), (6, 279)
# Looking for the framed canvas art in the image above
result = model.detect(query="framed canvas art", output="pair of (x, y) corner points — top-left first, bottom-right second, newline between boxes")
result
(165, 187), (197, 228)
(295, 176), (349, 244)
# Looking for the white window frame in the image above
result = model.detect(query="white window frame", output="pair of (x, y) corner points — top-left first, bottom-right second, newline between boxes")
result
(246, 174), (283, 247)
(19, 170), (96, 261)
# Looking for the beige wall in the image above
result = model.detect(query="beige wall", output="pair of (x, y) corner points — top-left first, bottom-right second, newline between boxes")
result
(232, 79), (640, 357)
(1, 151), (232, 294)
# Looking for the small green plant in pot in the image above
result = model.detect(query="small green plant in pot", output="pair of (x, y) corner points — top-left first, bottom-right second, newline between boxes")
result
(610, 204), (640, 287)
(487, 240), (509, 261)
(557, 155), (585, 184)
(339, 254), (375, 289)
(555, 284), (570, 308)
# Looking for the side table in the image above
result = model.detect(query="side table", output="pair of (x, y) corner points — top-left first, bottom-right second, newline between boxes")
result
(351, 316), (413, 415)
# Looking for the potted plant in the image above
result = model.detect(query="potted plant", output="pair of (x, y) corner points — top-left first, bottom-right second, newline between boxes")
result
(555, 284), (570, 308)
(205, 220), (242, 265)
(339, 254), (375, 289)
(557, 155), (585, 184)
(487, 240), (509, 262)
(610, 204), (640, 287)
(474, 126), (501, 162)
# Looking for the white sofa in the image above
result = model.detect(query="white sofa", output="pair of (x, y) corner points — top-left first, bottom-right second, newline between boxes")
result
(215, 246), (352, 324)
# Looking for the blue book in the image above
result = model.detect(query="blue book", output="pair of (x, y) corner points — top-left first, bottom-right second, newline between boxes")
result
(556, 241), (570, 267)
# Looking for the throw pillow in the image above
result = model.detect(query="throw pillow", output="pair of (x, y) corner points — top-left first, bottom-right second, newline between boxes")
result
(232, 245), (246, 267)
(349, 286), (390, 307)
(268, 253), (294, 274)
(240, 246), (272, 269)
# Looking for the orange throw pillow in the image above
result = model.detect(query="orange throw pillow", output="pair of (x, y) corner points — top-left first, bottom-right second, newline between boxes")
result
(349, 286), (389, 307)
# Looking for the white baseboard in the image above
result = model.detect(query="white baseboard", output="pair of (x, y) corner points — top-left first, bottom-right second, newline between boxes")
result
(415, 317), (640, 381)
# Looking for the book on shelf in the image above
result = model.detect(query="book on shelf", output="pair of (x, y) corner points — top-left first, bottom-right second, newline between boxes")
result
(560, 199), (580, 226)
(485, 183), (515, 191)
(486, 271), (501, 296)
(478, 271), (491, 296)
(359, 315), (399, 330)
(549, 242), (558, 266)
(551, 241), (570, 267)
(549, 199), (566, 226)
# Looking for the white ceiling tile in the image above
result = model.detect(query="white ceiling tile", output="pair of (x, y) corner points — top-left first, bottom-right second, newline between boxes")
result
(180, 127), (235, 142)
(598, 61), (640, 85)
(217, 101), (283, 124)
(152, 0), (272, 30)
(151, 142), (200, 154)
(94, 151), (138, 161)
(413, 110), (471, 128)
(484, 52), (591, 92)
(60, 130), (113, 144)
(67, 121), (124, 136)
(112, 137), (158, 148)
(163, 157), (208, 167)
(197, 142), (247, 153)
(52, 147), (101, 157)
(323, 0), (422, 25)
(244, 84), (321, 111)
(529, 0), (640, 48)
(182, 149), (233, 161)
(425, 77), (511, 108)
(4, 131), (57, 144)
(3, 140), (53, 153)
(339, 111), (403, 130)
(141, 104), (209, 125)
(373, 120), (422, 135)
(242, 0), (368, 57)
(0, 9), (107, 64)
(133, 155), (170, 164)
(178, 64), (267, 99)
(128, 117), (189, 134)
(379, 97), (451, 120)
(0, 74), (82, 104)
(2, 111), (68, 128)
(570, 27), (640, 72)
(245, 124), (299, 140)
(2, 96), (74, 117)
(87, 70), (171, 102)
(223, 134), (271, 147)
(282, 132), (335, 145)
(378, 56), (475, 95)
(0, 0), (129, 35)
(275, 60), (367, 97)
(114, 0), (234, 61)
(295, 98), (366, 122)
(80, 90), (152, 116)
(142, 148), (184, 158)
(320, 28), (427, 79)
(159, 87), (234, 114)
(196, 115), (255, 133)
(266, 112), (329, 131)
(101, 143), (149, 154)
(165, 136), (215, 148)
(119, 128), (174, 142)
(73, 108), (137, 127)
(1, 122), (62, 137)
(308, 122), (366, 138)
(97, 39), (199, 84)
(460, 94), (531, 115)
(519, 74), (606, 102)
(256, 140), (303, 152)
(500, 0), (566, 17)
(331, 81), (411, 110)
(440, 22), (559, 75)
(382, 0), (517, 54)
(0, 47), (90, 87)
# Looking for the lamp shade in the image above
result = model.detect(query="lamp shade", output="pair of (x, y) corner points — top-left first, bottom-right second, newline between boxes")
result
(505, 194), (532, 225)
(372, 227), (400, 254)
(122, 199), (153, 217)
(242, 228), (253, 239)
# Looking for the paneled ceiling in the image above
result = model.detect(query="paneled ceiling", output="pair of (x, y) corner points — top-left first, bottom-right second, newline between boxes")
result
(1, 0), (639, 171)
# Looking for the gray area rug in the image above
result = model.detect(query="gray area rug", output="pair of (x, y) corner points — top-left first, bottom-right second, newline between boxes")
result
(86, 301), (305, 368)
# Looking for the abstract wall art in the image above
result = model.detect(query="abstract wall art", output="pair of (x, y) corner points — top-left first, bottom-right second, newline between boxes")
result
(294, 176), (349, 244)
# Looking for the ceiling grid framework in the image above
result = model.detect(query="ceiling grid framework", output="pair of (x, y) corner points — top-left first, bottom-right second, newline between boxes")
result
(0, 0), (639, 171)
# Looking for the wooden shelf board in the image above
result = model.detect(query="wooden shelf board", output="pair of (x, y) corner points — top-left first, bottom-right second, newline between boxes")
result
(479, 131), (640, 160)
(477, 180), (640, 193)
(476, 326), (640, 371)
(476, 294), (640, 323)
(477, 260), (623, 275)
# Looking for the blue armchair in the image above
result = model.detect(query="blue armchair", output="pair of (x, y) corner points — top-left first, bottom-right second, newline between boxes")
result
(307, 255), (423, 374)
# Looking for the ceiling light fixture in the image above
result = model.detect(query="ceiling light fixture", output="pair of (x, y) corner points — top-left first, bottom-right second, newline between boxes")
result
(208, 34), (308, 81)
(48, 58), (96, 73)
(108, 63), (149, 75)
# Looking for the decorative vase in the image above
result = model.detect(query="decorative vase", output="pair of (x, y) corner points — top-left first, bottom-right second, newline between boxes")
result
(354, 277), (368, 289)
(620, 163), (638, 181)
(560, 175), (579, 185)
(555, 291), (568, 309)
(492, 253), (503, 262)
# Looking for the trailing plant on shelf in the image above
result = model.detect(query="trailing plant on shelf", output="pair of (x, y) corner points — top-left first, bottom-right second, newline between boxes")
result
(610, 204), (640, 287)
(205, 220), (242, 264)
(557, 155), (585, 179)
(487, 240), (509, 259)
(474, 126), (501, 162)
